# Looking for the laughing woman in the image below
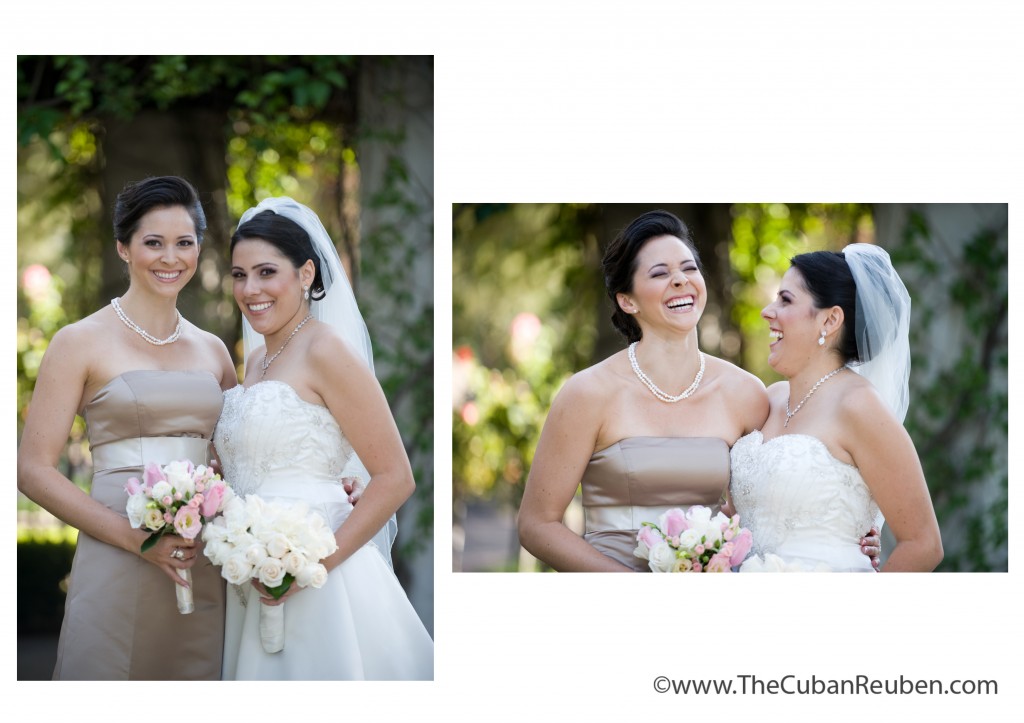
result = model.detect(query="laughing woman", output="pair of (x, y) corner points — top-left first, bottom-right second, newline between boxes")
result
(517, 210), (769, 571)
(18, 177), (236, 679)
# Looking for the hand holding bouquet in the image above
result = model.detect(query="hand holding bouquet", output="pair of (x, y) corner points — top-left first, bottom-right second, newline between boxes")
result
(202, 494), (338, 653)
(634, 505), (753, 572)
(124, 460), (233, 613)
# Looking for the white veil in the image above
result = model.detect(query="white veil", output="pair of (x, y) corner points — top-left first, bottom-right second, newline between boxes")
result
(236, 196), (397, 568)
(843, 243), (912, 423)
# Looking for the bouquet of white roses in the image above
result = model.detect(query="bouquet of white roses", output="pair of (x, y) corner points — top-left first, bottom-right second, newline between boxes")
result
(634, 505), (753, 572)
(124, 460), (233, 613)
(202, 494), (338, 653)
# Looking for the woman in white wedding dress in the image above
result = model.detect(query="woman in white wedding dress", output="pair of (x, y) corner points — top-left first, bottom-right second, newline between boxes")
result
(214, 197), (433, 679)
(730, 244), (942, 572)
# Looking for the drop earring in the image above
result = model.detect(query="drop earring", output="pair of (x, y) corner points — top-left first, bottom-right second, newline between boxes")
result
(303, 285), (310, 301)
(818, 330), (826, 346)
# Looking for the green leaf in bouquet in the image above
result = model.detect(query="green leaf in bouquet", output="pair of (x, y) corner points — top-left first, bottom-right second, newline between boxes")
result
(264, 573), (296, 600)
(139, 529), (164, 554)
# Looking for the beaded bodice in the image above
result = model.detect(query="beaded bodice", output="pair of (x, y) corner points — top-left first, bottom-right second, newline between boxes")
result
(730, 431), (883, 570)
(214, 381), (351, 498)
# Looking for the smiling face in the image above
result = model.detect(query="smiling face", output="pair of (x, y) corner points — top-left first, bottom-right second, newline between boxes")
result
(617, 235), (706, 334)
(231, 238), (314, 337)
(761, 266), (832, 374)
(117, 205), (199, 297)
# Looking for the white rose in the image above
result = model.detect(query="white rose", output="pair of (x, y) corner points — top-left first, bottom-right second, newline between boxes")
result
(126, 494), (148, 528)
(150, 481), (172, 502)
(282, 551), (306, 576)
(265, 533), (292, 559)
(685, 505), (713, 526)
(296, 563), (329, 589)
(701, 524), (724, 548)
(203, 538), (228, 564)
(222, 554), (254, 585)
(143, 508), (166, 532)
(202, 519), (229, 544)
(163, 460), (195, 495)
(243, 543), (269, 566)
(677, 529), (702, 551)
(258, 557), (287, 588)
(647, 541), (678, 573)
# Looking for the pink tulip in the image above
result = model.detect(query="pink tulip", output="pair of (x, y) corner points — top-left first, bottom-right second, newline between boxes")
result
(124, 477), (143, 495)
(637, 525), (663, 549)
(143, 462), (166, 488)
(200, 482), (225, 517)
(662, 508), (687, 537)
(729, 529), (753, 566)
(196, 481), (206, 493)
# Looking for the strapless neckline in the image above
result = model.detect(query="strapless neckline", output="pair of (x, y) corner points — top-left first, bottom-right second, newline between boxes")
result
(737, 430), (857, 470)
(87, 369), (219, 408)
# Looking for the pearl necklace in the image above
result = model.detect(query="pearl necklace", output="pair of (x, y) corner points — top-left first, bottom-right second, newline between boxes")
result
(628, 341), (705, 403)
(784, 365), (847, 427)
(111, 297), (182, 346)
(261, 314), (314, 378)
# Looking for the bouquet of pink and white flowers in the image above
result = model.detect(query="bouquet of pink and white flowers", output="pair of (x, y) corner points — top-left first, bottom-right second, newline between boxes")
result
(124, 460), (233, 613)
(202, 494), (338, 653)
(634, 505), (753, 573)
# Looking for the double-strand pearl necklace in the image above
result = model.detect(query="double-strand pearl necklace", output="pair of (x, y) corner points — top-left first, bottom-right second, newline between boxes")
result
(111, 297), (183, 346)
(628, 341), (705, 403)
(261, 314), (314, 378)
(784, 365), (847, 427)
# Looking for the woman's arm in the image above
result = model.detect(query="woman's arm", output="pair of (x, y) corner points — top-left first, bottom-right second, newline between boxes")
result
(310, 332), (415, 570)
(17, 326), (194, 585)
(843, 389), (943, 572)
(517, 373), (632, 572)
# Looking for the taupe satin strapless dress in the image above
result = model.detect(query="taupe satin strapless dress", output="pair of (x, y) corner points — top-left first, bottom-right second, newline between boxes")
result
(52, 371), (226, 680)
(582, 437), (731, 572)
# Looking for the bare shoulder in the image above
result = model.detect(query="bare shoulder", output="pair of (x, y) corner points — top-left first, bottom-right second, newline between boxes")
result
(706, 355), (767, 399)
(47, 309), (112, 363)
(553, 353), (622, 411)
(836, 373), (896, 428)
(306, 322), (373, 379)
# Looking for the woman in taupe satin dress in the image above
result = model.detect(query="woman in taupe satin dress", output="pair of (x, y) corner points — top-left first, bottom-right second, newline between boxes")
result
(17, 177), (237, 679)
(518, 210), (770, 572)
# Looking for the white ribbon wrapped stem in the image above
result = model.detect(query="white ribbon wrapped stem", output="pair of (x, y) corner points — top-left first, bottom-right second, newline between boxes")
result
(176, 568), (195, 614)
(260, 603), (285, 653)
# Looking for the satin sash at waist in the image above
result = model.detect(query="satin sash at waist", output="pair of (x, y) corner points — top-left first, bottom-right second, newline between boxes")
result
(91, 436), (211, 473)
(585, 504), (693, 534)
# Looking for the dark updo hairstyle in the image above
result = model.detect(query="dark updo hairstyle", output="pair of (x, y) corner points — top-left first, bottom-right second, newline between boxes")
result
(601, 210), (702, 343)
(231, 210), (326, 300)
(789, 250), (859, 363)
(113, 176), (207, 245)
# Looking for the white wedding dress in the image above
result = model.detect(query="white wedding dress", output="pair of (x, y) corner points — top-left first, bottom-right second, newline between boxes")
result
(214, 381), (434, 679)
(729, 431), (883, 572)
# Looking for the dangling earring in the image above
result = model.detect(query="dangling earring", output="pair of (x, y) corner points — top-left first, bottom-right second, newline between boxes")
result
(303, 285), (310, 301)
(818, 330), (826, 346)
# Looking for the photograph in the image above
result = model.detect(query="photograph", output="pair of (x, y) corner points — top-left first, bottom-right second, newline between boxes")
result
(15, 55), (434, 681)
(453, 203), (1007, 574)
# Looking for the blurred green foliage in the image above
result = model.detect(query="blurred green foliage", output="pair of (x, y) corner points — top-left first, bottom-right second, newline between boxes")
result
(17, 56), (433, 567)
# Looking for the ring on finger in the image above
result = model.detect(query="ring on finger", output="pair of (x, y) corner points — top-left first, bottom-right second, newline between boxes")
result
(171, 548), (186, 560)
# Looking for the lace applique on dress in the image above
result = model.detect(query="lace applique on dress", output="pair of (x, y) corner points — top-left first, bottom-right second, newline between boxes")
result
(215, 382), (354, 499)
(730, 431), (883, 572)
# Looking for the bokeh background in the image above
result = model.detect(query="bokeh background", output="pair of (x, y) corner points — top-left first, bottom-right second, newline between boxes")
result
(452, 203), (1007, 573)
(16, 55), (434, 678)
